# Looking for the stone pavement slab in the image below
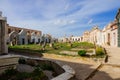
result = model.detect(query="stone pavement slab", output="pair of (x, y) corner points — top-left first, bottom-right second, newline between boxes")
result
(88, 65), (120, 80)
(104, 46), (120, 65)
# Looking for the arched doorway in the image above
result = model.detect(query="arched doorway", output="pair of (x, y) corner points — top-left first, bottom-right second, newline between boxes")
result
(9, 31), (19, 46)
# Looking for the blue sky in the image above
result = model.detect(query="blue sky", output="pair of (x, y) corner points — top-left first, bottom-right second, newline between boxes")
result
(0, 0), (120, 38)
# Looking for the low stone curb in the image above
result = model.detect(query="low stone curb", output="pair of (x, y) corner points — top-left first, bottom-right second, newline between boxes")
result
(0, 54), (20, 74)
(59, 51), (78, 56)
(85, 63), (103, 80)
(1, 55), (75, 80)
(103, 48), (108, 63)
(51, 65), (75, 80)
(103, 63), (120, 67)
(17, 56), (75, 80)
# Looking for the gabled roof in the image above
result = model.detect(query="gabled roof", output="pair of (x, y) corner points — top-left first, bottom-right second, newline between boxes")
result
(18, 29), (27, 35)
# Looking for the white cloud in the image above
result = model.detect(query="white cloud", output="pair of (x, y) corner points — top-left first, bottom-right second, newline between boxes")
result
(69, 20), (76, 24)
(87, 19), (93, 24)
(53, 19), (76, 26)
(64, 4), (70, 10)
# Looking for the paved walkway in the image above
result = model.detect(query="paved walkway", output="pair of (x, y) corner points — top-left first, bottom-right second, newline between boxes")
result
(104, 46), (120, 65)
(88, 64), (120, 80)
(88, 46), (120, 80)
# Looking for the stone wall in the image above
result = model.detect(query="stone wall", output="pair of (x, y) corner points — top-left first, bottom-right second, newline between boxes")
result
(25, 58), (75, 80)
(27, 59), (65, 76)
(0, 55), (20, 74)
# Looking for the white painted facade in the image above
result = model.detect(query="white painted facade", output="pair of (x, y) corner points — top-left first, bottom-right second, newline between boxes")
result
(58, 21), (118, 47)
(71, 36), (82, 42)
(31, 32), (36, 43)
(102, 22), (118, 47)
(58, 37), (68, 42)
(110, 29), (118, 47)
(45, 34), (52, 43)
(82, 31), (90, 42)
(89, 27), (99, 44)
(18, 29), (28, 45)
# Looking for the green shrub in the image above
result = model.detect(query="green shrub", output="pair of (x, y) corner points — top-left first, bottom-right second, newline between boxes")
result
(4, 67), (17, 76)
(18, 58), (26, 64)
(78, 50), (86, 56)
(40, 64), (54, 71)
(96, 47), (105, 56)
(1, 65), (47, 80)
(16, 72), (32, 80)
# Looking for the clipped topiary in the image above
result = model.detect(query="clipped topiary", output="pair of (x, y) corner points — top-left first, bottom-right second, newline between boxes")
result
(78, 50), (86, 56)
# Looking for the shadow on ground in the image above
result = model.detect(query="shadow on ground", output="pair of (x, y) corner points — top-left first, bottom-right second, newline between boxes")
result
(8, 52), (119, 80)
(43, 57), (119, 80)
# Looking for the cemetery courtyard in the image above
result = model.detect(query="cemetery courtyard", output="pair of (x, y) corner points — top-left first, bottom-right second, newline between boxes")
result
(7, 42), (120, 80)
(0, 3), (120, 79)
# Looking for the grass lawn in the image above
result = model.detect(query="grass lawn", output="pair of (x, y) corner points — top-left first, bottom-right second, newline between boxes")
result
(8, 42), (105, 58)
(8, 42), (95, 54)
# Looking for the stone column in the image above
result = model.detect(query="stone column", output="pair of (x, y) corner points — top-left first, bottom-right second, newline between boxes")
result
(0, 11), (8, 54)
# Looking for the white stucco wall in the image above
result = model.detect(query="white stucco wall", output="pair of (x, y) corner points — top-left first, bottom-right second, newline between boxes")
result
(110, 29), (118, 47)
(31, 32), (42, 43)
(18, 29), (28, 45)
(71, 36), (81, 42)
